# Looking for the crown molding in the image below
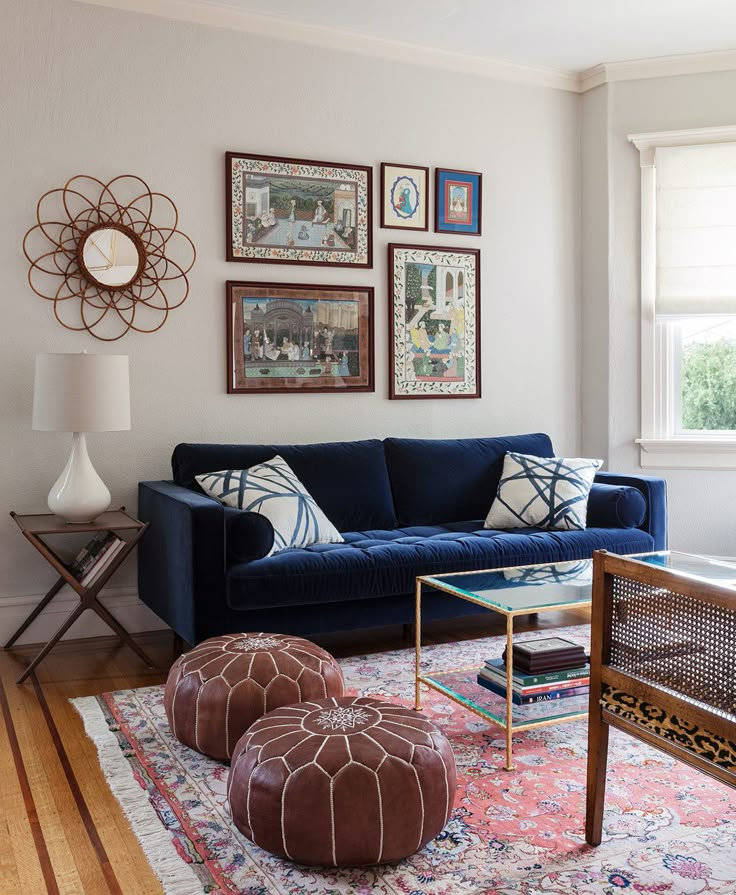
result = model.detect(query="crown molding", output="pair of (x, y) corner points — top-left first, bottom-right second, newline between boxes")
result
(70, 1), (736, 95)
(72, 0), (580, 92)
(577, 65), (608, 93)
(579, 49), (736, 92)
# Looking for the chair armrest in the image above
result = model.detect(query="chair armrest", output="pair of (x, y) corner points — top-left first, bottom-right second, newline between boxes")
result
(594, 472), (667, 550)
(137, 481), (227, 644)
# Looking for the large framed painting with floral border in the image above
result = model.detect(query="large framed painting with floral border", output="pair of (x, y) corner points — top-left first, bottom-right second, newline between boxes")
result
(227, 281), (374, 394)
(435, 168), (482, 236)
(388, 244), (480, 399)
(226, 152), (372, 268)
(380, 162), (429, 231)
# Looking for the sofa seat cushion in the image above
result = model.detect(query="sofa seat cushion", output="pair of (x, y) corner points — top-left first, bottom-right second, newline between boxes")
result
(226, 523), (655, 611)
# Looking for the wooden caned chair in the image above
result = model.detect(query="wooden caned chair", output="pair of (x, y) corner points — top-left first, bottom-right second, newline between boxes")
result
(586, 550), (736, 846)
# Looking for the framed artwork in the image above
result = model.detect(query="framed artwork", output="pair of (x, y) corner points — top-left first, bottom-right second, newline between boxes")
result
(388, 244), (480, 399)
(227, 281), (374, 394)
(435, 168), (482, 236)
(380, 162), (429, 231)
(226, 152), (372, 268)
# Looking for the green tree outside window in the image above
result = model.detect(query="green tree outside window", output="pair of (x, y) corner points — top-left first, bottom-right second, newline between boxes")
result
(681, 339), (736, 430)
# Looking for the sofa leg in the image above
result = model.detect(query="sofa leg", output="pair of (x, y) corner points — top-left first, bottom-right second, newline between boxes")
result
(403, 623), (415, 643)
(173, 632), (188, 656)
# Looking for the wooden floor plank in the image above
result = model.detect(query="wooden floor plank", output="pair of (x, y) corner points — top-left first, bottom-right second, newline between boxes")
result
(40, 680), (164, 894)
(0, 674), (50, 893)
(0, 612), (591, 892)
(1, 654), (112, 894)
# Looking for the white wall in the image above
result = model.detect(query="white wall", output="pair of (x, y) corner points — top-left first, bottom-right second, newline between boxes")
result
(581, 71), (736, 556)
(0, 0), (581, 640)
(581, 84), (610, 463)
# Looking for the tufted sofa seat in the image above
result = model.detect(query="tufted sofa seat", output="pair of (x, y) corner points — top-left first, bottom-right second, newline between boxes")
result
(138, 434), (667, 644)
(227, 523), (655, 610)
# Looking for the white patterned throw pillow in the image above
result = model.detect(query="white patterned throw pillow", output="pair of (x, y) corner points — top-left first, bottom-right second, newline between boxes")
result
(484, 452), (602, 531)
(196, 456), (343, 556)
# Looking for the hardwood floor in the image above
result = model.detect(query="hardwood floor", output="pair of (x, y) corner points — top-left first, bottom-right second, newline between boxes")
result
(0, 608), (590, 893)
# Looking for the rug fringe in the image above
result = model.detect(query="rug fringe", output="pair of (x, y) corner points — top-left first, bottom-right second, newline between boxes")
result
(72, 695), (203, 895)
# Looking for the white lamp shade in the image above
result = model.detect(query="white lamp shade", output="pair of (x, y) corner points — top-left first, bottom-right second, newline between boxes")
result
(32, 353), (131, 432)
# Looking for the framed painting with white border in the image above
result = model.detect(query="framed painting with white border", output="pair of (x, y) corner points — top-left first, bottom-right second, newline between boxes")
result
(380, 162), (429, 231)
(388, 243), (481, 399)
(435, 168), (482, 236)
(226, 152), (372, 268)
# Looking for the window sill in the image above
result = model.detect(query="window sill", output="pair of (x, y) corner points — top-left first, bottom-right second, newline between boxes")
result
(637, 438), (736, 469)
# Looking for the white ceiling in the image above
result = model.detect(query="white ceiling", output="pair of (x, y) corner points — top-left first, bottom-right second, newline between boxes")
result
(190, 0), (736, 73)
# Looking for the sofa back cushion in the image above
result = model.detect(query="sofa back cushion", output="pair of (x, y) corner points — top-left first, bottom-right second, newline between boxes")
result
(172, 439), (397, 532)
(384, 433), (555, 526)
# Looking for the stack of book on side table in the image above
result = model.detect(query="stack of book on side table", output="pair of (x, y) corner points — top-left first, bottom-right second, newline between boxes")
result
(68, 532), (126, 588)
(477, 637), (590, 705)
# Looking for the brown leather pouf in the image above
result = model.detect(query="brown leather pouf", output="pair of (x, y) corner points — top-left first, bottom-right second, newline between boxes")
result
(227, 696), (457, 866)
(164, 633), (344, 760)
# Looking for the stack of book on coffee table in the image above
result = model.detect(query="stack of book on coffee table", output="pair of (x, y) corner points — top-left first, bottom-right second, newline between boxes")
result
(477, 637), (590, 705)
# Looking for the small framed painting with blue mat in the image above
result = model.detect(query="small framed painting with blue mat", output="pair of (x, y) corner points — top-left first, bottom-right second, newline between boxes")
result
(435, 168), (482, 236)
(380, 162), (429, 231)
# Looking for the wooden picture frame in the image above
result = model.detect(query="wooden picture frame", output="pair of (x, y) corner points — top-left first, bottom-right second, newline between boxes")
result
(380, 162), (429, 231)
(226, 152), (372, 268)
(435, 168), (482, 236)
(227, 281), (374, 394)
(388, 244), (481, 399)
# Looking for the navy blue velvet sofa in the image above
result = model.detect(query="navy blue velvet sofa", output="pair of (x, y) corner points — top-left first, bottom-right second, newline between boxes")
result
(137, 433), (667, 645)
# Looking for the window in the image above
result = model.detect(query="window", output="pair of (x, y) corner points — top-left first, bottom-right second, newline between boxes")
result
(630, 127), (736, 468)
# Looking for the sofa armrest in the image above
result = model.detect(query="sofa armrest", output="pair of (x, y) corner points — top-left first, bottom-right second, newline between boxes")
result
(137, 481), (227, 644)
(593, 472), (667, 551)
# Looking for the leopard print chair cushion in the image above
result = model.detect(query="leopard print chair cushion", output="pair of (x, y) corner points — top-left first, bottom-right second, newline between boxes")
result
(602, 685), (736, 770)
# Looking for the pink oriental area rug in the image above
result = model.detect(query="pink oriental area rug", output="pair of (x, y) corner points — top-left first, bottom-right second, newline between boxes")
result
(73, 627), (736, 895)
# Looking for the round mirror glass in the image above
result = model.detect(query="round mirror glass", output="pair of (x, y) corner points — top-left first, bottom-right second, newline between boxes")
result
(81, 227), (143, 288)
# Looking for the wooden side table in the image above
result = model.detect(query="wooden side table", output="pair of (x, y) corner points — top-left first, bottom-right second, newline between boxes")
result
(5, 507), (157, 683)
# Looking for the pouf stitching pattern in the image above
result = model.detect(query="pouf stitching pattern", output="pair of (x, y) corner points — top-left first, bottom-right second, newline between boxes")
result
(228, 696), (456, 866)
(165, 633), (345, 760)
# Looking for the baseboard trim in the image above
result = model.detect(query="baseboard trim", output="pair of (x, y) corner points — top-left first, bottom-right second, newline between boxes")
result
(0, 587), (168, 646)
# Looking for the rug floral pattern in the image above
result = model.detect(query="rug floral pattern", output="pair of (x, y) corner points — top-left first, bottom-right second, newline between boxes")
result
(78, 627), (736, 894)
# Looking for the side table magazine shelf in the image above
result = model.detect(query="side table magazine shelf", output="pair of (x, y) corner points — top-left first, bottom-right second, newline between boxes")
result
(5, 508), (156, 683)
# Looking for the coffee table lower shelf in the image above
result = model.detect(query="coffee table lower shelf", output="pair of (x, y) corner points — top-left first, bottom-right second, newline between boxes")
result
(417, 667), (589, 770)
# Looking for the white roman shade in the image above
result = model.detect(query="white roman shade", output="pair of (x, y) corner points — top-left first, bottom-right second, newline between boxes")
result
(656, 141), (736, 317)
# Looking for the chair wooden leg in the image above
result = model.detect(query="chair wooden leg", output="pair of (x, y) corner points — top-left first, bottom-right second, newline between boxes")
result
(586, 713), (610, 845)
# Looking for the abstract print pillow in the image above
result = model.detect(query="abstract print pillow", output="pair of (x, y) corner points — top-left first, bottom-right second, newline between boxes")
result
(484, 452), (602, 531)
(196, 455), (343, 556)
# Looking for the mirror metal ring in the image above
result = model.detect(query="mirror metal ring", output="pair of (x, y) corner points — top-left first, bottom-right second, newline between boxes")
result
(77, 222), (146, 291)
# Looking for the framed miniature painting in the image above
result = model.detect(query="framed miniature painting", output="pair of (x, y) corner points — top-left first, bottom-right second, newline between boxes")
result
(227, 281), (374, 394)
(388, 244), (480, 399)
(226, 152), (372, 268)
(380, 162), (429, 231)
(435, 168), (482, 235)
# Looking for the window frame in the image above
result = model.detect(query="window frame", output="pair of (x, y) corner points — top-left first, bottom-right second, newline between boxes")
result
(629, 125), (736, 469)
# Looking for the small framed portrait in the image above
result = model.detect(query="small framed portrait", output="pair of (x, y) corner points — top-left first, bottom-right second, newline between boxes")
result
(388, 243), (481, 399)
(227, 281), (374, 394)
(435, 168), (482, 236)
(380, 162), (429, 231)
(226, 152), (372, 268)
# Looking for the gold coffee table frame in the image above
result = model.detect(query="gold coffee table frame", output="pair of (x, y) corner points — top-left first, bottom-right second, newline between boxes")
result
(414, 560), (594, 771)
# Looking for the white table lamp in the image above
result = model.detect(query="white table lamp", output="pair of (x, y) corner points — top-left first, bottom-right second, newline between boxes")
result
(33, 352), (130, 523)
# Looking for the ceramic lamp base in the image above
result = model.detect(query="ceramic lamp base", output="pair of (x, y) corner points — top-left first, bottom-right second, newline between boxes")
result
(48, 432), (111, 523)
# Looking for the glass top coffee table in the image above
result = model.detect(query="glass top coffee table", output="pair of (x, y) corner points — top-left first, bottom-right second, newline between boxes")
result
(414, 551), (716, 770)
